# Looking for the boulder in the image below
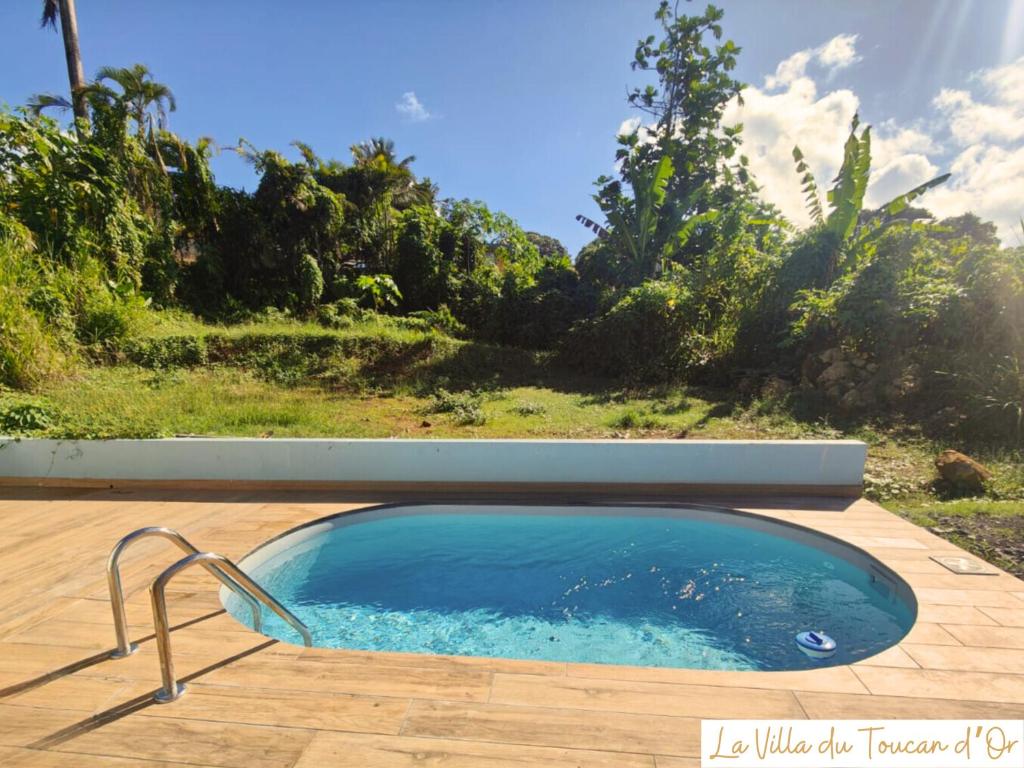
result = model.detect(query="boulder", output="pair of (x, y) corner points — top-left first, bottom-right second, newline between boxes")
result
(935, 450), (992, 491)
(818, 361), (855, 386)
(819, 348), (844, 365)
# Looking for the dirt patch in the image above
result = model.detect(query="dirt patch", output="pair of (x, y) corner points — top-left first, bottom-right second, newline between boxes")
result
(928, 514), (1024, 578)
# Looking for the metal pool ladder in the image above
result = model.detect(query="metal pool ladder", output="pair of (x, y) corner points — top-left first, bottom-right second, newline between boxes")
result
(107, 527), (312, 703)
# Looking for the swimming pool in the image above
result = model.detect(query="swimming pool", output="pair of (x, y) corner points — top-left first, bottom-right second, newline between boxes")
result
(223, 503), (916, 671)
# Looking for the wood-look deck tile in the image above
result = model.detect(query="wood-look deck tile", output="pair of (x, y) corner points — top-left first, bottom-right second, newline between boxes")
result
(852, 666), (1024, 704)
(297, 647), (567, 676)
(855, 645), (919, 669)
(902, 622), (961, 646)
(42, 714), (316, 768)
(199, 654), (494, 702)
(914, 604), (999, 626)
(0, 704), (92, 748)
(941, 623), (1024, 649)
(3, 676), (133, 714)
(906, 573), (1020, 591)
(402, 699), (701, 758)
(653, 758), (701, 768)
(293, 731), (656, 768)
(979, 606), (1024, 627)
(901, 643), (1024, 674)
(125, 681), (410, 735)
(0, 748), (204, 767)
(489, 673), (806, 719)
(565, 662), (870, 694)
(796, 690), (1024, 719)
(913, 588), (1023, 609)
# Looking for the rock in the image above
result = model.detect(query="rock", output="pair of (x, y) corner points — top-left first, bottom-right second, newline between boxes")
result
(935, 450), (992, 491)
(819, 348), (844, 365)
(801, 356), (821, 382)
(420, 420), (432, 428)
(839, 389), (863, 410)
(818, 361), (855, 386)
(840, 386), (876, 411)
(761, 376), (792, 399)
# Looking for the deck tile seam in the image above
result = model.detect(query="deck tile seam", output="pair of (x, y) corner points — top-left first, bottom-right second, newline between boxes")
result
(976, 606), (1021, 627)
(397, 697), (417, 737)
(562, 670), (874, 695)
(161, 679), (423, 707)
(494, 670), (857, 699)
(39, 739), (280, 768)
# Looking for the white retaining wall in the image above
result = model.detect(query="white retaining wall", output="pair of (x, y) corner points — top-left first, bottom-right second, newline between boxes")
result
(0, 437), (866, 489)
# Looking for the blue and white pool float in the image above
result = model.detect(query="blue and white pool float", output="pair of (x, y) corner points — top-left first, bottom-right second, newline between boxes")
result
(795, 630), (837, 659)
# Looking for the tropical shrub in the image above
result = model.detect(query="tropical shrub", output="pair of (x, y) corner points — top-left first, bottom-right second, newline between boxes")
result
(562, 277), (699, 382)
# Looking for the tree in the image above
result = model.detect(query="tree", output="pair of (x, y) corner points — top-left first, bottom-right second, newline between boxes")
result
(614, 2), (744, 233)
(93, 64), (177, 139)
(577, 154), (718, 283)
(525, 232), (569, 261)
(792, 114), (950, 281)
(39, 0), (88, 130)
(351, 138), (415, 169)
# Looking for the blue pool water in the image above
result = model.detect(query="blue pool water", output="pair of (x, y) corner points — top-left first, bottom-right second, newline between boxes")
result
(224, 504), (916, 670)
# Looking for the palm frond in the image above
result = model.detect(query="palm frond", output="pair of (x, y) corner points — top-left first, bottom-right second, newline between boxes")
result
(26, 93), (72, 116)
(879, 173), (951, 219)
(40, 0), (59, 29)
(791, 146), (824, 224)
(575, 214), (609, 239)
(825, 116), (871, 241)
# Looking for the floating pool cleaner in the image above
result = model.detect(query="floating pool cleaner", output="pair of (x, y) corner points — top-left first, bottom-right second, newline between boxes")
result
(795, 630), (836, 659)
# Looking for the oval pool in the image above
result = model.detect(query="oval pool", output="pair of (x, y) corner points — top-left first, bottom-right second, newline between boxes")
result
(223, 503), (916, 670)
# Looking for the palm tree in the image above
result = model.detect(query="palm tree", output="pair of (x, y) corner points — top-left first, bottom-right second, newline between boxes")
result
(94, 64), (177, 139)
(39, 0), (88, 129)
(351, 138), (415, 169)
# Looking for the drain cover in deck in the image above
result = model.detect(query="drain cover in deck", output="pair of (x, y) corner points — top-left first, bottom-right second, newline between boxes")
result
(930, 555), (998, 575)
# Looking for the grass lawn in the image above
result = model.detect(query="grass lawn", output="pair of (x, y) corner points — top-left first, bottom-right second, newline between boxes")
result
(1, 314), (1021, 575)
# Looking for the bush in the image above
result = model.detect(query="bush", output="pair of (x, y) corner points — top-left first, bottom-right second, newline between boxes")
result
(0, 400), (55, 433)
(512, 400), (546, 416)
(120, 335), (208, 368)
(561, 278), (699, 382)
(408, 305), (466, 336)
(428, 388), (487, 425)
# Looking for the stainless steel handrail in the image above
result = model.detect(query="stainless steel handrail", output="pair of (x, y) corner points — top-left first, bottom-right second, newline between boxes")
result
(107, 527), (263, 658)
(150, 551), (313, 703)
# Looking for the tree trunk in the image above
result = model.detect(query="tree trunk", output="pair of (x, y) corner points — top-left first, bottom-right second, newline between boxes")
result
(57, 0), (88, 129)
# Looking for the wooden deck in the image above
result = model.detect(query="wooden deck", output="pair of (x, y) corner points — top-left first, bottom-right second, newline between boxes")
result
(0, 488), (1022, 767)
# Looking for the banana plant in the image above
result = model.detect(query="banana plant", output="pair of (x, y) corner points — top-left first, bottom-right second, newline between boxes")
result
(576, 154), (718, 280)
(793, 114), (950, 269)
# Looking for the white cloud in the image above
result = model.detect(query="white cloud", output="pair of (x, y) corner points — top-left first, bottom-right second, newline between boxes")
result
(721, 46), (1024, 243)
(765, 33), (860, 90)
(817, 33), (860, 71)
(395, 91), (431, 122)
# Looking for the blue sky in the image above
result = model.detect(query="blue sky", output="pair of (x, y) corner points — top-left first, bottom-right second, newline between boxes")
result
(2, 1), (1022, 250)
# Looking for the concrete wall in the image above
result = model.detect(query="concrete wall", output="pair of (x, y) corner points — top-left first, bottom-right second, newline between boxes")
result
(0, 437), (866, 492)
